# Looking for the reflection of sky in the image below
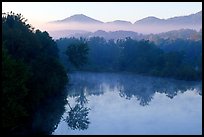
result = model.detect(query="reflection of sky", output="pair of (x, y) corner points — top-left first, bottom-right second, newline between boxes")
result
(53, 72), (202, 135)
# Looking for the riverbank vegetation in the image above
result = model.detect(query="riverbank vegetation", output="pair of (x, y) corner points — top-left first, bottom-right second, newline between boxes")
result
(2, 12), (68, 134)
(57, 37), (202, 81)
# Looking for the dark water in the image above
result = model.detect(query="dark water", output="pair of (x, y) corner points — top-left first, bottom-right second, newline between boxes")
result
(53, 72), (202, 135)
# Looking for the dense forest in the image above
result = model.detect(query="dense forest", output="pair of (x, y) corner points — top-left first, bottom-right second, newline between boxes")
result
(57, 37), (202, 81)
(2, 12), (68, 134)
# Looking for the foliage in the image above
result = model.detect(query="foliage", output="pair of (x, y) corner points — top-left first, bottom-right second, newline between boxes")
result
(65, 39), (89, 68)
(57, 36), (202, 81)
(2, 12), (68, 134)
(2, 47), (29, 130)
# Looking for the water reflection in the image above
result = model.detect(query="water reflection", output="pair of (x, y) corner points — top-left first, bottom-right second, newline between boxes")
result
(68, 72), (201, 106)
(76, 88), (89, 106)
(64, 89), (91, 130)
(30, 88), (68, 134)
(54, 72), (202, 135)
(65, 103), (90, 130)
(117, 75), (201, 106)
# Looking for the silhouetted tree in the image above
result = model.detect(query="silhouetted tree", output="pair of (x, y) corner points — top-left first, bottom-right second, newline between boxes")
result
(2, 12), (68, 134)
(66, 40), (89, 68)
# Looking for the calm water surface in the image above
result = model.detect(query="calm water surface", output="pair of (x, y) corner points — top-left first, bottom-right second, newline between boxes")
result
(53, 72), (202, 135)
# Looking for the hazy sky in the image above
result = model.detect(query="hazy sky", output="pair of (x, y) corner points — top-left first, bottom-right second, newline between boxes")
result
(2, 2), (202, 31)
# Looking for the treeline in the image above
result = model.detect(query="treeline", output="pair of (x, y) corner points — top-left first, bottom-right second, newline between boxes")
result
(56, 37), (202, 81)
(69, 28), (202, 42)
(2, 12), (68, 134)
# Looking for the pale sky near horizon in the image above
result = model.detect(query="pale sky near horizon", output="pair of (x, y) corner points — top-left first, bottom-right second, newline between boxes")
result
(2, 2), (202, 31)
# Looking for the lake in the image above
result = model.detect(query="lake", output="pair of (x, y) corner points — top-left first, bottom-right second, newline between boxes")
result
(52, 72), (202, 135)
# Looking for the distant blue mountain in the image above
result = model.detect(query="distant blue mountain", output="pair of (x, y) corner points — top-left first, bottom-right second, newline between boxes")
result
(50, 11), (201, 27)
(106, 20), (132, 25)
(51, 14), (104, 24)
(134, 11), (202, 26)
(48, 11), (202, 38)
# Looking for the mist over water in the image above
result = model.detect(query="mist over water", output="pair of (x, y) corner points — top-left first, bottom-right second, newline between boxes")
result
(53, 72), (202, 135)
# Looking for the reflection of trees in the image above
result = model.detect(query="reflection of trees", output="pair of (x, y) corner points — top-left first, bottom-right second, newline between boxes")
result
(65, 87), (91, 130)
(68, 79), (104, 97)
(118, 83), (154, 106)
(65, 103), (90, 130)
(117, 75), (201, 106)
(30, 89), (68, 135)
(76, 89), (88, 106)
(68, 72), (120, 97)
(69, 72), (202, 108)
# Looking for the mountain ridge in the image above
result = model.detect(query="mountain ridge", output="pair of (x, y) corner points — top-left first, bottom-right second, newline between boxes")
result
(50, 11), (201, 25)
(50, 14), (104, 24)
(47, 11), (202, 37)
